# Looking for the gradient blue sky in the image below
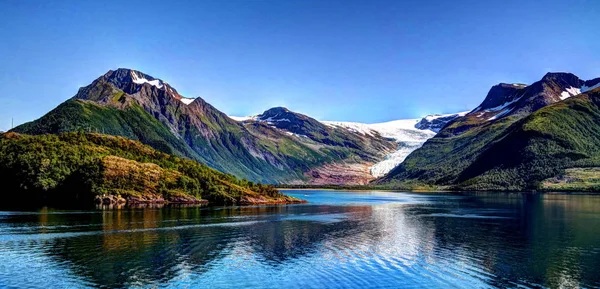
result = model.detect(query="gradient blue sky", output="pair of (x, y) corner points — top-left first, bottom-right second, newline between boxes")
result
(1, 0), (599, 131)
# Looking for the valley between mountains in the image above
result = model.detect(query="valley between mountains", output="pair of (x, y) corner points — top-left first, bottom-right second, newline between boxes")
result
(7, 68), (600, 202)
(11, 68), (460, 186)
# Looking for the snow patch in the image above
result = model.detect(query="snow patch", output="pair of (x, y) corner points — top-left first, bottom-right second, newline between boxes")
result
(284, 131), (308, 138)
(131, 71), (163, 88)
(422, 111), (468, 122)
(471, 96), (522, 120)
(484, 97), (521, 112)
(322, 121), (378, 136)
(260, 117), (290, 123)
(560, 86), (581, 100)
(229, 115), (291, 123)
(229, 115), (257, 122)
(487, 108), (512, 121)
(180, 98), (195, 105)
(322, 119), (431, 141)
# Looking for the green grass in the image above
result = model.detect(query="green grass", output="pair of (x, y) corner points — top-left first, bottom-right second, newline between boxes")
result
(541, 167), (600, 191)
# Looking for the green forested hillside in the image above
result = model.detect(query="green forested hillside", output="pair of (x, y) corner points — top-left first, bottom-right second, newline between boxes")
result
(457, 89), (600, 190)
(0, 132), (302, 206)
(14, 99), (199, 159)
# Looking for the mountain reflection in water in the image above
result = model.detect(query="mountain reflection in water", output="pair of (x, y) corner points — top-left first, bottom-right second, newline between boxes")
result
(0, 191), (599, 288)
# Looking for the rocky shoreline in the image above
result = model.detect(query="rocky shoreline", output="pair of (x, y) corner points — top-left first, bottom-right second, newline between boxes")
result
(94, 193), (306, 207)
(94, 194), (209, 206)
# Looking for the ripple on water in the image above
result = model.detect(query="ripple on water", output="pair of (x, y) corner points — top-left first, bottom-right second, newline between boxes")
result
(1, 191), (600, 288)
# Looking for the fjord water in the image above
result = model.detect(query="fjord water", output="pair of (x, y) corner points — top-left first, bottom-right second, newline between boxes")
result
(1, 191), (599, 288)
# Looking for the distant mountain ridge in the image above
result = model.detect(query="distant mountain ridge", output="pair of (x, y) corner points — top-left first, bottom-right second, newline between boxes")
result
(414, 112), (468, 132)
(13, 68), (460, 184)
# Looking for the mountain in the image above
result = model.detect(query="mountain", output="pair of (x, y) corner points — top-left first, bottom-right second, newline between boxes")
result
(229, 108), (462, 183)
(321, 115), (464, 178)
(414, 112), (468, 132)
(233, 112), (462, 180)
(16, 68), (456, 184)
(12, 68), (464, 185)
(377, 72), (600, 190)
(230, 107), (407, 184)
(0, 132), (302, 206)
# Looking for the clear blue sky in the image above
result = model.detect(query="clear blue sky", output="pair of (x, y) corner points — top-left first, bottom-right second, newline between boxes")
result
(0, 0), (598, 131)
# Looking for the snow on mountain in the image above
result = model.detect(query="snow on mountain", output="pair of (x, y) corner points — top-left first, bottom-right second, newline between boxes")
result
(421, 112), (467, 122)
(487, 108), (512, 121)
(131, 71), (163, 88)
(553, 79), (600, 101)
(228, 108), (296, 123)
(560, 87), (581, 100)
(228, 115), (256, 122)
(369, 141), (426, 178)
(415, 112), (468, 132)
(323, 118), (437, 177)
(180, 98), (195, 105)
(473, 96), (522, 114)
(230, 112), (462, 178)
(323, 119), (434, 141)
(259, 117), (291, 122)
(321, 121), (380, 136)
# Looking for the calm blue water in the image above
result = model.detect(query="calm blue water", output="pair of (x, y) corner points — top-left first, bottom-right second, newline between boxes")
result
(1, 190), (600, 288)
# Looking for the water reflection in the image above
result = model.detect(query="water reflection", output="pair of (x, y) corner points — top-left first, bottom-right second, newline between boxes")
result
(0, 192), (599, 288)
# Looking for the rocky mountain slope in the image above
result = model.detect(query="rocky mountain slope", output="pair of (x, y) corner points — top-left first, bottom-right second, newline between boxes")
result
(231, 110), (463, 180)
(13, 68), (458, 185)
(321, 116), (466, 178)
(377, 72), (600, 190)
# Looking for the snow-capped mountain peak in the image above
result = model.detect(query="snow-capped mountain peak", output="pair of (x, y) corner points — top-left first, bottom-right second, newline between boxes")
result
(116, 69), (198, 105)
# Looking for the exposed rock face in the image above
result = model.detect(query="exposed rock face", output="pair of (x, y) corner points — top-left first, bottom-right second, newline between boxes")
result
(305, 162), (376, 185)
(474, 83), (527, 112)
(94, 193), (210, 206)
(94, 195), (126, 205)
(239, 195), (307, 205)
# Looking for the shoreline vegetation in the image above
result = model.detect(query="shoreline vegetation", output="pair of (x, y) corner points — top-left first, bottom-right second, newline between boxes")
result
(277, 181), (600, 194)
(0, 132), (305, 207)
